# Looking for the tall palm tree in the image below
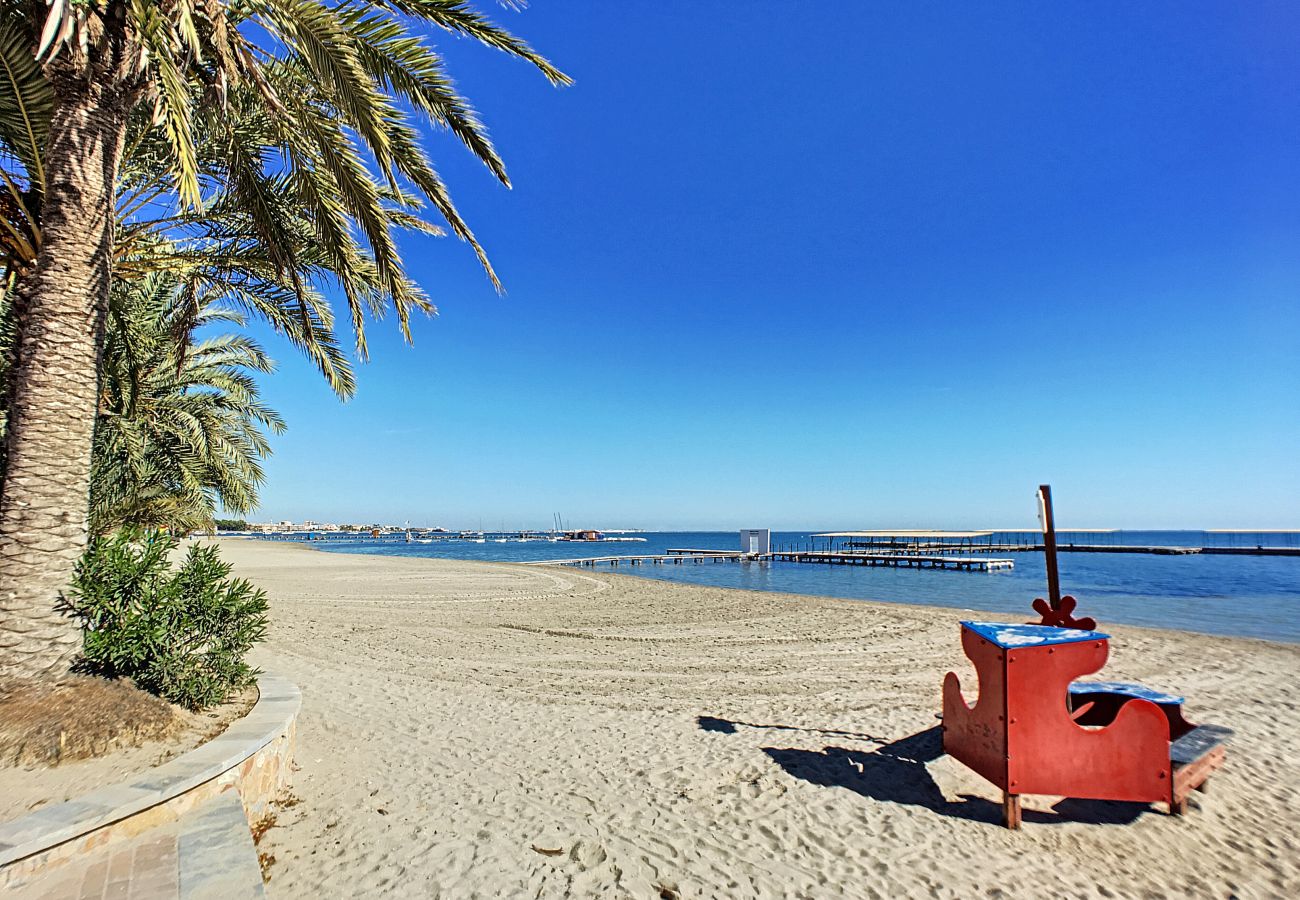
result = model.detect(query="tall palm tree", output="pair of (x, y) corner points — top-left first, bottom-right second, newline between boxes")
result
(0, 1), (567, 679)
(3, 114), (347, 479)
(91, 271), (284, 535)
(3, 249), (291, 542)
(2, 97), (366, 405)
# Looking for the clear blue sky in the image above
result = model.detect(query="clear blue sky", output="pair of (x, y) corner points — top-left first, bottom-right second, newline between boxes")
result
(247, 1), (1299, 530)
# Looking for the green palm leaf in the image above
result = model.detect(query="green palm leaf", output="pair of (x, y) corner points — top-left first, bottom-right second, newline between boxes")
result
(0, 15), (53, 184)
(92, 271), (286, 534)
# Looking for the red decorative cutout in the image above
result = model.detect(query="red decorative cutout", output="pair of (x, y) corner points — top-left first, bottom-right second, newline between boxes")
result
(1030, 594), (1097, 631)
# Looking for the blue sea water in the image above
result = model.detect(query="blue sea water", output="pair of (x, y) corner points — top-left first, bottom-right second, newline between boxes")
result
(294, 531), (1300, 643)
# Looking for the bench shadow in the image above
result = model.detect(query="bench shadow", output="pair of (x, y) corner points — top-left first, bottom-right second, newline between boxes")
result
(704, 721), (1149, 827)
(696, 715), (882, 742)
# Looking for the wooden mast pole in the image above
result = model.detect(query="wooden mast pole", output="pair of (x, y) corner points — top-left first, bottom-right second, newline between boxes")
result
(1037, 484), (1062, 610)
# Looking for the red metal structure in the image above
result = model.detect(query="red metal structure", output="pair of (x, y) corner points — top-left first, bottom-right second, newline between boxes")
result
(942, 621), (1229, 828)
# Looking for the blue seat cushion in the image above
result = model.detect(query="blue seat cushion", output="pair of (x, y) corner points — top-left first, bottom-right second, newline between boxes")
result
(1069, 681), (1184, 705)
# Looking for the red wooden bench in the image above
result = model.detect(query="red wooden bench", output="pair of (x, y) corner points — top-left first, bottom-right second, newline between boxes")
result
(942, 622), (1230, 828)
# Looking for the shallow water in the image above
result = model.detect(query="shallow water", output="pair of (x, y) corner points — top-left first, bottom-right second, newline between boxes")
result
(292, 531), (1300, 642)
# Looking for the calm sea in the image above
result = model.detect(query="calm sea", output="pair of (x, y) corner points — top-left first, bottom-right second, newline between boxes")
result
(294, 531), (1300, 643)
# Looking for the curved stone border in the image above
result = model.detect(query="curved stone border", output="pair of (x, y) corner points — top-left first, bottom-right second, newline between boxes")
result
(0, 674), (299, 889)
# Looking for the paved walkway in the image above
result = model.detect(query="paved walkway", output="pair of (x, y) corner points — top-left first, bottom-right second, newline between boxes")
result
(4, 793), (263, 899)
(6, 825), (179, 899)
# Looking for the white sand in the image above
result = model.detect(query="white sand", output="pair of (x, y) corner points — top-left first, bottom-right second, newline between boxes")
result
(223, 539), (1298, 899)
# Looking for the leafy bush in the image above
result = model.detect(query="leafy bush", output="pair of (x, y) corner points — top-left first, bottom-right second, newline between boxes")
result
(68, 531), (270, 710)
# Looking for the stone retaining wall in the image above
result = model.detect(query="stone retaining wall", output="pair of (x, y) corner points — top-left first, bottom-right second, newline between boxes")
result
(0, 675), (300, 891)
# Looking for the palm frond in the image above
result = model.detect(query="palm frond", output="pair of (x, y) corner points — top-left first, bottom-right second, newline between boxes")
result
(0, 16), (53, 188)
(339, 3), (508, 185)
(382, 0), (571, 86)
(91, 272), (285, 534)
(130, 0), (204, 208)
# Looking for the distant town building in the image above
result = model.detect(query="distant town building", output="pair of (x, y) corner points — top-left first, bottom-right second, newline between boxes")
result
(247, 521), (338, 533)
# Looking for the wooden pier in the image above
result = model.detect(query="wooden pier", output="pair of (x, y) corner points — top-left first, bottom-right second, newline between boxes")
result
(809, 530), (1300, 557)
(833, 543), (1300, 557)
(768, 550), (1013, 571)
(530, 549), (1013, 572)
(529, 552), (750, 568)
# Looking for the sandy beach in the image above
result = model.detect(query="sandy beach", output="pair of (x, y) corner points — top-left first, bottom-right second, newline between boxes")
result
(222, 539), (1299, 899)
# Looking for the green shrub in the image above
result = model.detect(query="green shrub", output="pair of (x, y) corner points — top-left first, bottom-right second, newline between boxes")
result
(68, 530), (270, 710)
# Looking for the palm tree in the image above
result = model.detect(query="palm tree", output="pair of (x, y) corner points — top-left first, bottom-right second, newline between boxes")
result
(3, 251), (291, 541)
(2, 98), (365, 402)
(91, 271), (284, 535)
(3, 113), (349, 477)
(0, 1), (567, 679)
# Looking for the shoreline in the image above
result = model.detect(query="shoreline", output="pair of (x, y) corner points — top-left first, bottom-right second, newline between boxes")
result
(256, 537), (1298, 649)
(217, 538), (1300, 898)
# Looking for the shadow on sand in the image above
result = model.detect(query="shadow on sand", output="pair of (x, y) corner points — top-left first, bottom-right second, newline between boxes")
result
(699, 717), (1149, 827)
(696, 715), (882, 742)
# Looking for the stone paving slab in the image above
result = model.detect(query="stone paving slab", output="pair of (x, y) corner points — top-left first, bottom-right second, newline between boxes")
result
(3, 823), (179, 900)
(3, 792), (264, 900)
(177, 793), (263, 899)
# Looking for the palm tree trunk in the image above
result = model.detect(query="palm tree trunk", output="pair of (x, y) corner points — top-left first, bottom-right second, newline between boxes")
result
(0, 80), (131, 681)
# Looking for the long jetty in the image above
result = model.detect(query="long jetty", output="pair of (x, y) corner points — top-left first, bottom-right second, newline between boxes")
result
(809, 531), (1300, 557)
(859, 543), (1300, 557)
(766, 550), (1013, 571)
(528, 552), (748, 568)
(531, 549), (1014, 572)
